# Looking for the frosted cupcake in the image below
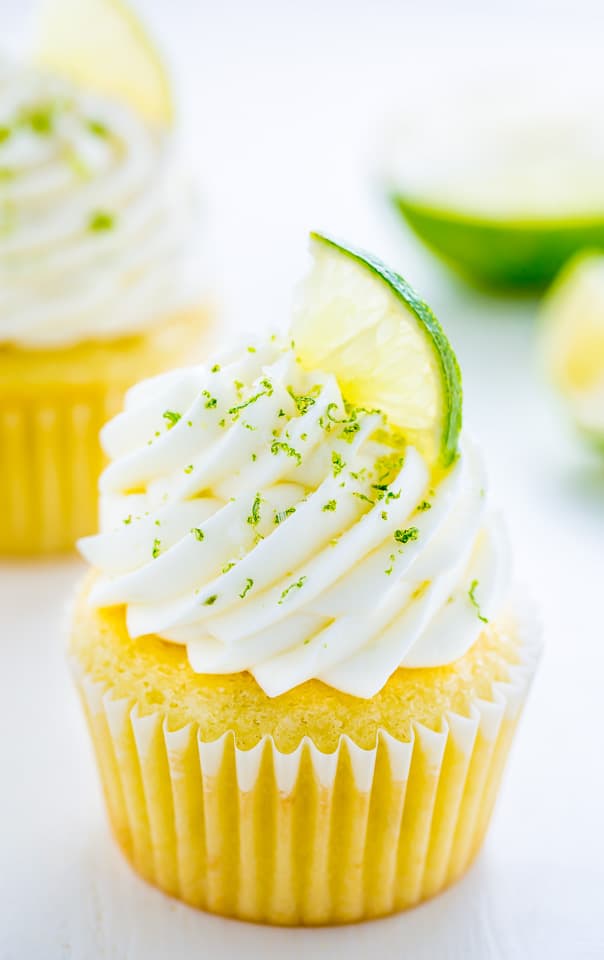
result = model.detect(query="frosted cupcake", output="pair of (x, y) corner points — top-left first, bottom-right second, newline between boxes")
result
(71, 234), (540, 925)
(0, 3), (209, 554)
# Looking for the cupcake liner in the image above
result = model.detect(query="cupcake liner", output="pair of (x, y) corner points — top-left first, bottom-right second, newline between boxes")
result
(0, 386), (122, 555)
(0, 306), (212, 555)
(73, 607), (540, 926)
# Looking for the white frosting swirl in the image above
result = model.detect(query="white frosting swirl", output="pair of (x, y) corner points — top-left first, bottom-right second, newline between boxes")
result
(0, 62), (201, 347)
(80, 340), (511, 698)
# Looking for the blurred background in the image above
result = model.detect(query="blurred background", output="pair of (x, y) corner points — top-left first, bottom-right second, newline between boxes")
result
(1, 1), (604, 957)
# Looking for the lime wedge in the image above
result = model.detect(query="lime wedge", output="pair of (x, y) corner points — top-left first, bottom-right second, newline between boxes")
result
(33, 0), (173, 126)
(292, 232), (462, 468)
(541, 251), (604, 442)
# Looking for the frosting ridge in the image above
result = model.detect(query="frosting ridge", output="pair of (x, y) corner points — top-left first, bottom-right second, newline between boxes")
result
(80, 339), (511, 698)
(0, 62), (201, 347)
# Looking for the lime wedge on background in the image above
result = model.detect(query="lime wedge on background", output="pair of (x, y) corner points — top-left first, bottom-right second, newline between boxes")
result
(33, 0), (173, 126)
(386, 93), (604, 291)
(541, 251), (604, 443)
(291, 232), (463, 468)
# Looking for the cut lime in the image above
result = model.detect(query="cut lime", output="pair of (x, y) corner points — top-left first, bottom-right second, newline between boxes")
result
(33, 0), (173, 126)
(291, 232), (463, 468)
(386, 93), (604, 290)
(390, 199), (604, 291)
(541, 251), (604, 441)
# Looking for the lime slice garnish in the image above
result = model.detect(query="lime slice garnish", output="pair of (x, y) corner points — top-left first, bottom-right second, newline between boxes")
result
(33, 0), (173, 126)
(541, 251), (604, 439)
(291, 232), (463, 468)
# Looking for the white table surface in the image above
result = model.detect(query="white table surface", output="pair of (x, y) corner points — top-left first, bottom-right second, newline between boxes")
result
(2, 2), (604, 957)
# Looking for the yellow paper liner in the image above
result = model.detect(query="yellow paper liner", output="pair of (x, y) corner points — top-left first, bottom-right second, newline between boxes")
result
(0, 387), (121, 554)
(0, 306), (212, 555)
(73, 609), (540, 926)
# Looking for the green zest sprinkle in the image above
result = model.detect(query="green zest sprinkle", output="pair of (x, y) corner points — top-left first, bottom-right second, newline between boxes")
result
(278, 575), (307, 605)
(381, 511), (388, 520)
(0, 126), (11, 144)
(211, 364), (221, 373)
(394, 527), (419, 545)
(326, 402), (343, 423)
(191, 527), (205, 542)
(386, 490), (401, 502)
(251, 452), (257, 461)
(385, 553), (396, 576)
(239, 578), (254, 599)
(123, 515), (132, 525)
(271, 439), (302, 465)
(162, 409), (181, 428)
(247, 345), (256, 353)
(342, 421), (361, 442)
(87, 118), (109, 137)
(287, 384), (322, 415)
(247, 493), (262, 526)
(331, 451), (345, 476)
(353, 492), (374, 505)
(274, 506), (296, 525)
(222, 561), (236, 573)
(21, 103), (56, 135)
(417, 500), (432, 511)
(322, 499), (337, 512)
(203, 594), (218, 606)
(88, 210), (115, 232)
(228, 379), (273, 417)
(469, 580), (489, 623)
(184, 464), (194, 474)
(201, 389), (218, 409)
(152, 538), (161, 559)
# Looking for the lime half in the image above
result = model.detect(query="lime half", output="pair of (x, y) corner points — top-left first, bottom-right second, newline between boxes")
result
(541, 251), (604, 442)
(386, 90), (604, 290)
(34, 0), (173, 126)
(390, 199), (604, 291)
(292, 232), (463, 468)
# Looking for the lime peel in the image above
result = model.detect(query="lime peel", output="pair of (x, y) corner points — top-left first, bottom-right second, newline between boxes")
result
(293, 232), (463, 468)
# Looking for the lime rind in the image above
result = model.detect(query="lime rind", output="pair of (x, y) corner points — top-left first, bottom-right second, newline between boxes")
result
(301, 232), (463, 468)
(391, 194), (604, 290)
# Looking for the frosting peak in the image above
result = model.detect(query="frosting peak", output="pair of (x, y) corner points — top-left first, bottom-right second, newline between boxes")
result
(80, 340), (510, 697)
(0, 62), (201, 347)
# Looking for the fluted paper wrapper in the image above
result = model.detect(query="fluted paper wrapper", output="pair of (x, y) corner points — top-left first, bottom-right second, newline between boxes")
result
(73, 616), (540, 926)
(0, 307), (212, 555)
(0, 388), (121, 554)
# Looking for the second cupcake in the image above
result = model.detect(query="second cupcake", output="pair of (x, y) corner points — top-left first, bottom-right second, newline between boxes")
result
(71, 233), (540, 925)
(0, 2), (209, 554)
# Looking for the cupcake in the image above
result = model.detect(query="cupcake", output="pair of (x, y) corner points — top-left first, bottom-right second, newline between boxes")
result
(70, 233), (540, 925)
(0, 2), (209, 555)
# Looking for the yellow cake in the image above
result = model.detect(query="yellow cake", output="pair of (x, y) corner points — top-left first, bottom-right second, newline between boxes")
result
(70, 574), (536, 924)
(0, 12), (210, 555)
(70, 234), (540, 924)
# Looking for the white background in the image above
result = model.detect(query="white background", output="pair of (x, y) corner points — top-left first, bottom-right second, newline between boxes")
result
(1, 1), (604, 957)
